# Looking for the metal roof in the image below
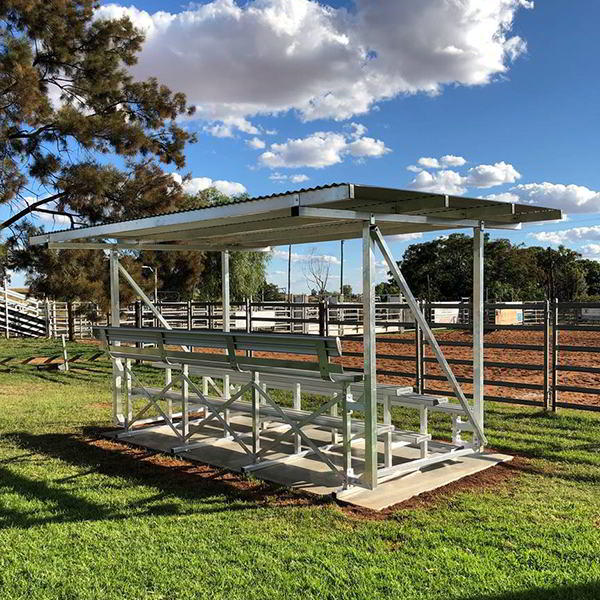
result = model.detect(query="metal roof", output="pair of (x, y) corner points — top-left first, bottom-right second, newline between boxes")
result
(29, 183), (562, 251)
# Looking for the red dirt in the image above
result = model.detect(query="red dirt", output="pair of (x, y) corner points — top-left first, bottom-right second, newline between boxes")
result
(86, 434), (525, 519)
(340, 329), (600, 408)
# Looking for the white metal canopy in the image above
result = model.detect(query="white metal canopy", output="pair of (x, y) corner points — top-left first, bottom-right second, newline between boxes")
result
(29, 183), (562, 492)
(29, 183), (562, 251)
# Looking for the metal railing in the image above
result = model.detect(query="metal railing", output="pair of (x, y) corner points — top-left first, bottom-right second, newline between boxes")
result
(3, 293), (600, 413)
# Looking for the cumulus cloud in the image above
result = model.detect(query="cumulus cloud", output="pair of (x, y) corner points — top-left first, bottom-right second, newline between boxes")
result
(530, 226), (600, 246)
(260, 130), (390, 169)
(269, 173), (310, 184)
(272, 248), (340, 265)
(581, 244), (600, 258)
(388, 232), (424, 242)
(410, 169), (467, 195)
(172, 173), (247, 196)
(95, 0), (532, 124)
(465, 161), (521, 188)
(408, 157), (521, 196)
(440, 155), (467, 167)
(506, 182), (600, 214)
(418, 157), (441, 169)
(247, 137), (266, 149)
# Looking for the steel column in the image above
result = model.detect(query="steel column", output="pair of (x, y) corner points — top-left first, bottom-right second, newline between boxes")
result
(371, 226), (486, 445)
(362, 220), (378, 489)
(473, 226), (484, 440)
(221, 251), (231, 433)
(109, 251), (124, 425)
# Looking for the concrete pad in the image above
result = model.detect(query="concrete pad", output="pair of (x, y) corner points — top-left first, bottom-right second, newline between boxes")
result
(105, 414), (512, 511)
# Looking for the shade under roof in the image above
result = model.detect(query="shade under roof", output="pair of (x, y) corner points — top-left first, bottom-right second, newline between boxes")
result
(30, 183), (562, 251)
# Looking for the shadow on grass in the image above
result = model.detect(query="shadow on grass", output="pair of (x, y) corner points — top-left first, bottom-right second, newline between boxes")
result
(467, 581), (600, 600)
(0, 429), (323, 530)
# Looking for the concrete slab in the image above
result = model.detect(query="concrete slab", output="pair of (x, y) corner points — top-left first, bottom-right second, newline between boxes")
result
(105, 415), (512, 511)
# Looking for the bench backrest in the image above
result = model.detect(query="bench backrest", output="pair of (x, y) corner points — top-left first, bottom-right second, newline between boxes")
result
(93, 326), (345, 381)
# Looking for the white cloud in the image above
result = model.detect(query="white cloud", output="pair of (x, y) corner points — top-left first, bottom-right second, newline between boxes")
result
(440, 155), (467, 167)
(205, 116), (260, 138)
(272, 248), (340, 265)
(171, 173), (247, 196)
(388, 232), (424, 242)
(406, 165), (423, 173)
(506, 182), (600, 214)
(260, 130), (390, 169)
(96, 0), (531, 123)
(465, 161), (521, 188)
(347, 137), (391, 158)
(484, 192), (520, 203)
(269, 173), (310, 184)
(410, 169), (467, 195)
(418, 157), (441, 169)
(530, 226), (600, 246)
(290, 174), (310, 183)
(348, 122), (368, 139)
(247, 137), (266, 149)
(581, 244), (600, 258)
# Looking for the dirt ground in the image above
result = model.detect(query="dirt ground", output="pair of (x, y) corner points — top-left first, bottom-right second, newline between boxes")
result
(341, 329), (600, 408)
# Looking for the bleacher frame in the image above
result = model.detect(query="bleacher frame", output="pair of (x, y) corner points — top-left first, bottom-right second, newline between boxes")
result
(30, 183), (562, 493)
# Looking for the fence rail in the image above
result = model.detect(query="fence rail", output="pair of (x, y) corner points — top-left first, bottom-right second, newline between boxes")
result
(2, 292), (600, 413)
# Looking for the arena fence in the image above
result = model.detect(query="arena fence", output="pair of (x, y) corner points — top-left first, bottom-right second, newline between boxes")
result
(3, 292), (600, 413)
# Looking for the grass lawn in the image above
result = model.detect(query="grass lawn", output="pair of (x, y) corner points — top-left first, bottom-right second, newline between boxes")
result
(1, 338), (599, 600)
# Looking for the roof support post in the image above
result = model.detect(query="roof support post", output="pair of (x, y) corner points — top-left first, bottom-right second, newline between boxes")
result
(221, 251), (230, 332)
(109, 251), (124, 426)
(473, 225), (485, 447)
(221, 251), (231, 435)
(371, 226), (487, 445)
(362, 219), (378, 490)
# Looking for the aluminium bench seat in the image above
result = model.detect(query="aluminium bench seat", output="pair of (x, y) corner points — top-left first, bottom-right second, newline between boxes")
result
(94, 325), (443, 487)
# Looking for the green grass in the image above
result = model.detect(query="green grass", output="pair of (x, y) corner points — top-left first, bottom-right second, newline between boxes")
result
(1, 338), (600, 600)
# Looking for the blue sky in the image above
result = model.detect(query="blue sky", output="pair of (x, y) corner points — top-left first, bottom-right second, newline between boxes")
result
(8, 1), (600, 293)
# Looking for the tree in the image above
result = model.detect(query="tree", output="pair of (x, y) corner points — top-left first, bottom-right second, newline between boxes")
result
(258, 282), (284, 301)
(303, 248), (331, 298)
(580, 259), (600, 298)
(534, 246), (587, 301)
(380, 234), (587, 302)
(1, 0), (195, 231)
(8, 188), (271, 305)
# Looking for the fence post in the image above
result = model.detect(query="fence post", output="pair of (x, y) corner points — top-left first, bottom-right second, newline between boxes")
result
(318, 300), (326, 337)
(3, 280), (9, 339)
(67, 301), (75, 342)
(61, 334), (69, 372)
(415, 301), (422, 394)
(187, 300), (192, 330)
(245, 298), (251, 333)
(45, 298), (51, 337)
(551, 298), (558, 412)
(543, 299), (551, 411)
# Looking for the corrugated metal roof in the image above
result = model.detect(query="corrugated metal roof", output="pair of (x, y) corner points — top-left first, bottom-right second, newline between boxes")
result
(30, 183), (562, 250)
(44, 183), (349, 236)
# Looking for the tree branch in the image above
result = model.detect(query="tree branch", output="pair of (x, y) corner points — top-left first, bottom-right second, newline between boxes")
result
(0, 192), (67, 231)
